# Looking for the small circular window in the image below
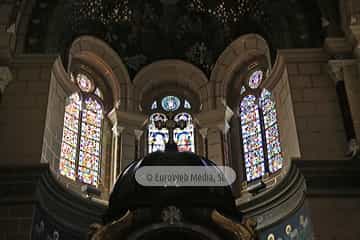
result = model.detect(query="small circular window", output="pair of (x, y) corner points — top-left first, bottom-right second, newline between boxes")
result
(161, 96), (181, 112)
(248, 70), (263, 89)
(76, 73), (93, 92)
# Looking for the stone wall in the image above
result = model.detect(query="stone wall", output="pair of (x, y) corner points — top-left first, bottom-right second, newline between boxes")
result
(0, 204), (34, 240)
(284, 49), (347, 160)
(0, 55), (55, 166)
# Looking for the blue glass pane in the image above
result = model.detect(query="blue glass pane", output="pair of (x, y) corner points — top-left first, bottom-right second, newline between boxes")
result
(161, 96), (181, 112)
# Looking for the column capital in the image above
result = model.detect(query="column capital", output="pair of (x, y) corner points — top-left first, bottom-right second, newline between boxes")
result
(112, 123), (125, 137)
(195, 102), (233, 129)
(198, 128), (208, 139)
(217, 120), (231, 135)
(0, 66), (12, 94)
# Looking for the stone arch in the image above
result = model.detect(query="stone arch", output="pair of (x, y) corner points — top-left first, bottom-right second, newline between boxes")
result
(211, 34), (271, 109)
(133, 60), (209, 111)
(67, 36), (132, 111)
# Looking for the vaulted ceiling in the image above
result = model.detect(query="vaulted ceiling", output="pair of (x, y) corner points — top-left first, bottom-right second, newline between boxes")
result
(24, 0), (341, 77)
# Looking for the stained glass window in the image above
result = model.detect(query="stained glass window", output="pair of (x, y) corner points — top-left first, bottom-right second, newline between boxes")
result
(161, 96), (181, 112)
(239, 86), (283, 183)
(260, 89), (283, 173)
(248, 70), (263, 89)
(174, 113), (195, 152)
(148, 113), (169, 153)
(184, 100), (191, 109)
(59, 93), (81, 180)
(151, 101), (157, 110)
(77, 73), (93, 92)
(240, 95), (265, 181)
(59, 74), (104, 187)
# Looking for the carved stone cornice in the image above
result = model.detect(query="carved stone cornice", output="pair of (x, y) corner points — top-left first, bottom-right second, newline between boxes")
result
(107, 109), (147, 130)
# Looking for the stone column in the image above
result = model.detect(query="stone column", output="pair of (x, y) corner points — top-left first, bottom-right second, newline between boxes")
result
(110, 122), (124, 184)
(0, 66), (12, 102)
(217, 120), (231, 166)
(134, 129), (144, 160)
(199, 128), (208, 159)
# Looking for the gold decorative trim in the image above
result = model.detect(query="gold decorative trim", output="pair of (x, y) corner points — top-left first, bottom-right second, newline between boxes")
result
(211, 210), (257, 240)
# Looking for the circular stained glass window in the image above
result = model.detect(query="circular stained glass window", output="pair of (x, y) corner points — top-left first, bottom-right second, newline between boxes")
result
(76, 73), (93, 92)
(161, 96), (181, 112)
(248, 70), (263, 89)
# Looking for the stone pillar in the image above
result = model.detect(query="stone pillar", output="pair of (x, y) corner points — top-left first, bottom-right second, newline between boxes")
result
(217, 120), (231, 166)
(199, 128), (208, 159)
(196, 102), (233, 166)
(108, 109), (147, 177)
(0, 66), (12, 102)
(134, 129), (144, 160)
(110, 122), (124, 184)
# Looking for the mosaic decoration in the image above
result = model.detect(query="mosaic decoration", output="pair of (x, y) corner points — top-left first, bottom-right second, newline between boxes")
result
(240, 95), (265, 181)
(76, 73), (93, 92)
(59, 93), (81, 180)
(260, 89), (283, 173)
(174, 113), (195, 152)
(78, 97), (103, 186)
(161, 96), (181, 112)
(148, 113), (169, 153)
(248, 70), (263, 89)
(32, 205), (81, 240)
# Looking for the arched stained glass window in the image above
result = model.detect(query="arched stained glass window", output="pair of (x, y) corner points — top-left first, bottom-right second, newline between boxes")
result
(239, 69), (283, 183)
(148, 96), (195, 153)
(59, 73), (104, 187)
(260, 89), (283, 173)
(148, 113), (169, 153)
(174, 113), (195, 152)
(240, 95), (265, 181)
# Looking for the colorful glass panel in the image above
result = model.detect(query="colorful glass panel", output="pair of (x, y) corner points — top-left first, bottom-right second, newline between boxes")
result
(174, 113), (195, 152)
(240, 95), (265, 181)
(148, 113), (169, 153)
(151, 101), (157, 110)
(76, 73), (93, 92)
(240, 85), (246, 95)
(78, 96), (103, 186)
(161, 96), (181, 112)
(248, 70), (263, 89)
(260, 89), (283, 173)
(78, 166), (99, 186)
(184, 100), (191, 109)
(59, 93), (81, 180)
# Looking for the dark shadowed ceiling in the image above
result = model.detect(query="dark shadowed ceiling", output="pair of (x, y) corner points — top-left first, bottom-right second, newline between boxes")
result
(23, 0), (342, 77)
